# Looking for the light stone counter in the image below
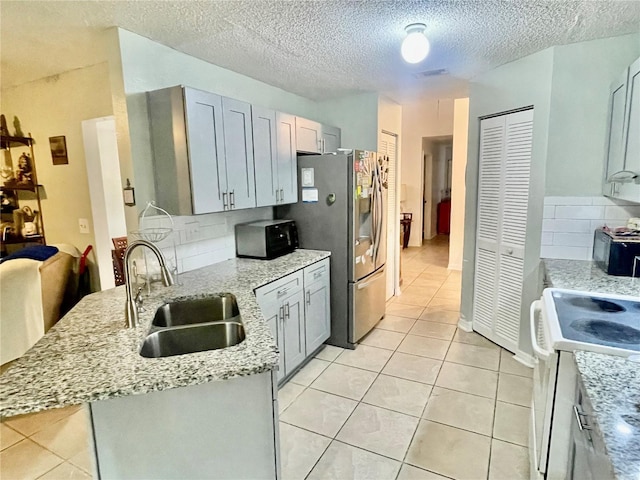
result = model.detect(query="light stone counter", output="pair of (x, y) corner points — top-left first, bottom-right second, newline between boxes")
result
(0, 249), (330, 417)
(542, 259), (640, 297)
(574, 351), (640, 480)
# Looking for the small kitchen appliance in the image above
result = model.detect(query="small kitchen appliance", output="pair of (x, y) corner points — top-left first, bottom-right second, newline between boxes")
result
(235, 219), (298, 260)
(593, 228), (640, 276)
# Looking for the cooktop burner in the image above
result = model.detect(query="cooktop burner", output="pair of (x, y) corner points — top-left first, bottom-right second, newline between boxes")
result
(567, 296), (626, 313)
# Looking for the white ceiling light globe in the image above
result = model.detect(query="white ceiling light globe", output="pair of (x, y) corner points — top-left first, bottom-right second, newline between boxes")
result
(401, 23), (430, 64)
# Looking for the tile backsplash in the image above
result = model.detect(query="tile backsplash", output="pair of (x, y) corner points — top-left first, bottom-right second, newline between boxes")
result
(133, 207), (273, 275)
(541, 196), (640, 260)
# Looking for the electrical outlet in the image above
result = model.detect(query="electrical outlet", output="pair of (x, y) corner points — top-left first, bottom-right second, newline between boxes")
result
(78, 218), (90, 234)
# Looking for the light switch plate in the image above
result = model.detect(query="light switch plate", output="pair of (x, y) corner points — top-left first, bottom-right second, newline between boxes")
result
(79, 218), (90, 234)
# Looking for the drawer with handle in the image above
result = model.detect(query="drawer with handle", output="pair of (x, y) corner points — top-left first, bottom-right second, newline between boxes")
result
(255, 270), (303, 305)
(303, 258), (330, 286)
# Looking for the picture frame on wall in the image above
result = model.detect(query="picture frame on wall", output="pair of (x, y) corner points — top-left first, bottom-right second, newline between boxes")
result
(49, 135), (68, 165)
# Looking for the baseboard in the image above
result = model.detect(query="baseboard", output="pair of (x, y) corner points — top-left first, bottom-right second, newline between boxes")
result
(457, 316), (473, 332)
(447, 261), (462, 271)
(514, 350), (536, 368)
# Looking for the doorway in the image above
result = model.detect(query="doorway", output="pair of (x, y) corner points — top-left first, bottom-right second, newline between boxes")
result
(422, 136), (453, 242)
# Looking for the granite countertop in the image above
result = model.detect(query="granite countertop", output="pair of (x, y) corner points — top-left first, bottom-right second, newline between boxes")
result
(542, 259), (640, 297)
(573, 351), (640, 480)
(0, 249), (330, 417)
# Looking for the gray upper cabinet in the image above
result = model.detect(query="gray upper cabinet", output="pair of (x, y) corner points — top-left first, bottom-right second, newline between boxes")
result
(222, 97), (256, 210)
(295, 117), (322, 153)
(604, 55), (640, 203)
(252, 106), (278, 207)
(148, 86), (227, 215)
(321, 125), (341, 154)
(277, 113), (298, 204)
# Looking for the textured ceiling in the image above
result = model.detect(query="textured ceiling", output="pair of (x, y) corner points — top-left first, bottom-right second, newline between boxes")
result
(2, 1), (640, 103)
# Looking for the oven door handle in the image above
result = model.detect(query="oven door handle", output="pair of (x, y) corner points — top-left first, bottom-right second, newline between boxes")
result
(530, 300), (552, 361)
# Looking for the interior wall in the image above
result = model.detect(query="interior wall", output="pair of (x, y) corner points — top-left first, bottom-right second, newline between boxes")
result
(546, 33), (640, 196)
(1, 63), (114, 291)
(318, 92), (379, 151)
(449, 98), (469, 271)
(400, 99), (454, 247)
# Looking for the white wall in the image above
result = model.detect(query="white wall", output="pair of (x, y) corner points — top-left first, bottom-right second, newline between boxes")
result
(546, 33), (640, 196)
(400, 99), (454, 246)
(318, 92), (379, 151)
(1, 63), (114, 291)
(449, 98), (469, 271)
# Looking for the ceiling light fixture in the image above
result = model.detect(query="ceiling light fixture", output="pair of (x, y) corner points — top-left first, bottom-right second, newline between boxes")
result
(401, 23), (430, 64)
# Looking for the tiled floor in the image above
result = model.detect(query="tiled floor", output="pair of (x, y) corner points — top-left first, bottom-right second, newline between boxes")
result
(279, 238), (533, 480)
(1, 238), (533, 480)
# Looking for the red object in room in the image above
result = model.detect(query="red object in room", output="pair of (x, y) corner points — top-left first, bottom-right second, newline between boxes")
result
(437, 199), (451, 235)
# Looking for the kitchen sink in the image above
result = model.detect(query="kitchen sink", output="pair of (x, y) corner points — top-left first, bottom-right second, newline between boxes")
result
(140, 321), (246, 358)
(152, 294), (240, 327)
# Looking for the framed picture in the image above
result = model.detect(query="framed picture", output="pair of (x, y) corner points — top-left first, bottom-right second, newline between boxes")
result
(49, 135), (68, 165)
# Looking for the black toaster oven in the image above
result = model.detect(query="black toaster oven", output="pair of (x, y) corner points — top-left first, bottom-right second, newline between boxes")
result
(593, 229), (640, 277)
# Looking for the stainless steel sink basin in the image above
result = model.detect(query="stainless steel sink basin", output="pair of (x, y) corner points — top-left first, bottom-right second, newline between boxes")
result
(152, 294), (240, 327)
(140, 322), (246, 358)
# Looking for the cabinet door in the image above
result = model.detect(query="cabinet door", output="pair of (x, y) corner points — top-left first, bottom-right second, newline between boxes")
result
(619, 57), (640, 203)
(282, 289), (306, 376)
(295, 117), (321, 154)
(222, 97), (256, 210)
(256, 296), (285, 383)
(321, 125), (341, 154)
(276, 112), (298, 204)
(604, 69), (629, 193)
(252, 106), (278, 207)
(184, 88), (227, 214)
(304, 277), (331, 355)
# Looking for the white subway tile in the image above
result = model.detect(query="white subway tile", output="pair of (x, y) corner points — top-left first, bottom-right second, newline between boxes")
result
(542, 219), (592, 233)
(591, 196), (617, 206)
(552, 233), (593, 248)
(540, 245), (590, 261)
(543, 196), (594, 206)
(604, 205), (638, 221)
(590, 220), (607, 231)
(554, 206), (604, 220)
(541, 232), (554, 245)
(543, 206), (555, 219)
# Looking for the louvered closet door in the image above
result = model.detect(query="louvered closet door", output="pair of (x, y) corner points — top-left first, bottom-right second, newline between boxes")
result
(473, 109), (533, 353)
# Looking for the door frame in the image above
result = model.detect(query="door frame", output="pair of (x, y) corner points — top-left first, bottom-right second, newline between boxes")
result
(380, 130), (400, 299)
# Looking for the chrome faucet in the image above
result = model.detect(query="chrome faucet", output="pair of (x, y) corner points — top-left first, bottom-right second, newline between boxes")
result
(124, 240), (175, 328)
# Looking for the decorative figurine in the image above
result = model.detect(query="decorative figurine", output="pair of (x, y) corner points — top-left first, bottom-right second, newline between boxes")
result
(15, 152), (34, 185)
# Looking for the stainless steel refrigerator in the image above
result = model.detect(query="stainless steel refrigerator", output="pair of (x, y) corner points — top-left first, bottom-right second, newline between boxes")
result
(276, 149), (387, 349)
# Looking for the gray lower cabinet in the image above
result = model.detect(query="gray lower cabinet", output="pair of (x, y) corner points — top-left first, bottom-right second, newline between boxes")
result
(147, 85), (256, 215)
(252, 107), (298, 206)
(255, 258), (331, 383)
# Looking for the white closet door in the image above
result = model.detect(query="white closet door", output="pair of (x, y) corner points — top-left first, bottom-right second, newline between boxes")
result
(473, 109), (533, 353)
(380, 132), (398, 300)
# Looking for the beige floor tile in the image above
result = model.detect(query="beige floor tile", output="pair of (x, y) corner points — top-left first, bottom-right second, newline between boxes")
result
(38, 461), (92, 480)
(334, 345), (393, 372)
(360, 328), (405, 350)
(289, 358), (331, 386)
(0, 438), (63, 480)
(489, 439), (530, 480)
(427, 297), (460, 311)
(409, 321), (456, 341)
(279, 422), (331, 480)
(307, 440), (401, 480)
(406, 421), (491, 480)
(445, 341), (500, 371)
(493, 401), (530, 446)
(315, 345), (344, 362)
(362, 375), (432, 417)
(435, 362), (498, 399)
(499, 350), (533, 378)
(418, 308), (460, 325)
(68, 447), (93, 474)
(385, 303), (425, 319)
(453, 329), (500, 350)
(30, 411), (88, 460)
(432, 289), (461, 301)
(497, 373), (533, 407)
(397, 335), (451, 360)
(280, 389), (357, 437)
(337, 403), (419, 460)
(394, 292), (434, 307)
(397, 464), (450, 479)
(310, 363), (378, 400)
(382, 352), (442, 385)
(4, 405), (80, 437)
(278, 382), (306, 414)
(409, 277), (447, 289)
(376, 315), (417, 333)
(1, 423), (24, 451)
(423, 387), (495, 436)
(403, 285), (440, 298)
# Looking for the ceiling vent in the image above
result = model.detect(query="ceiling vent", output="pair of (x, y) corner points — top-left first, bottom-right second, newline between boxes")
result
(413, 68), (448, 79)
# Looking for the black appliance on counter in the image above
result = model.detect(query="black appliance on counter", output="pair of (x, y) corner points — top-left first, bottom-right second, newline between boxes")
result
(593, 228), (640, 276)
(235, 219), (298, 259)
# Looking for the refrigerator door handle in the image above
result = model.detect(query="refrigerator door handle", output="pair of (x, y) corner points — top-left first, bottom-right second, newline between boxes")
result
(357, 267), (385, 289)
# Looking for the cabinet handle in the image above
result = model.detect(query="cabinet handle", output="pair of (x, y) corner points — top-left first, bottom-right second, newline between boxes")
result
(573, 405), (592, 439)
(277, 288), (288, 297)
(276, 189), (280, 202)
(230, 190), (235, 209)
(306, 291), (311, 305)
(222, 192), (228, 210)
(280, 188), (284, 202)
(279, 306), (284, 321)
(284, 302), (290, 319)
